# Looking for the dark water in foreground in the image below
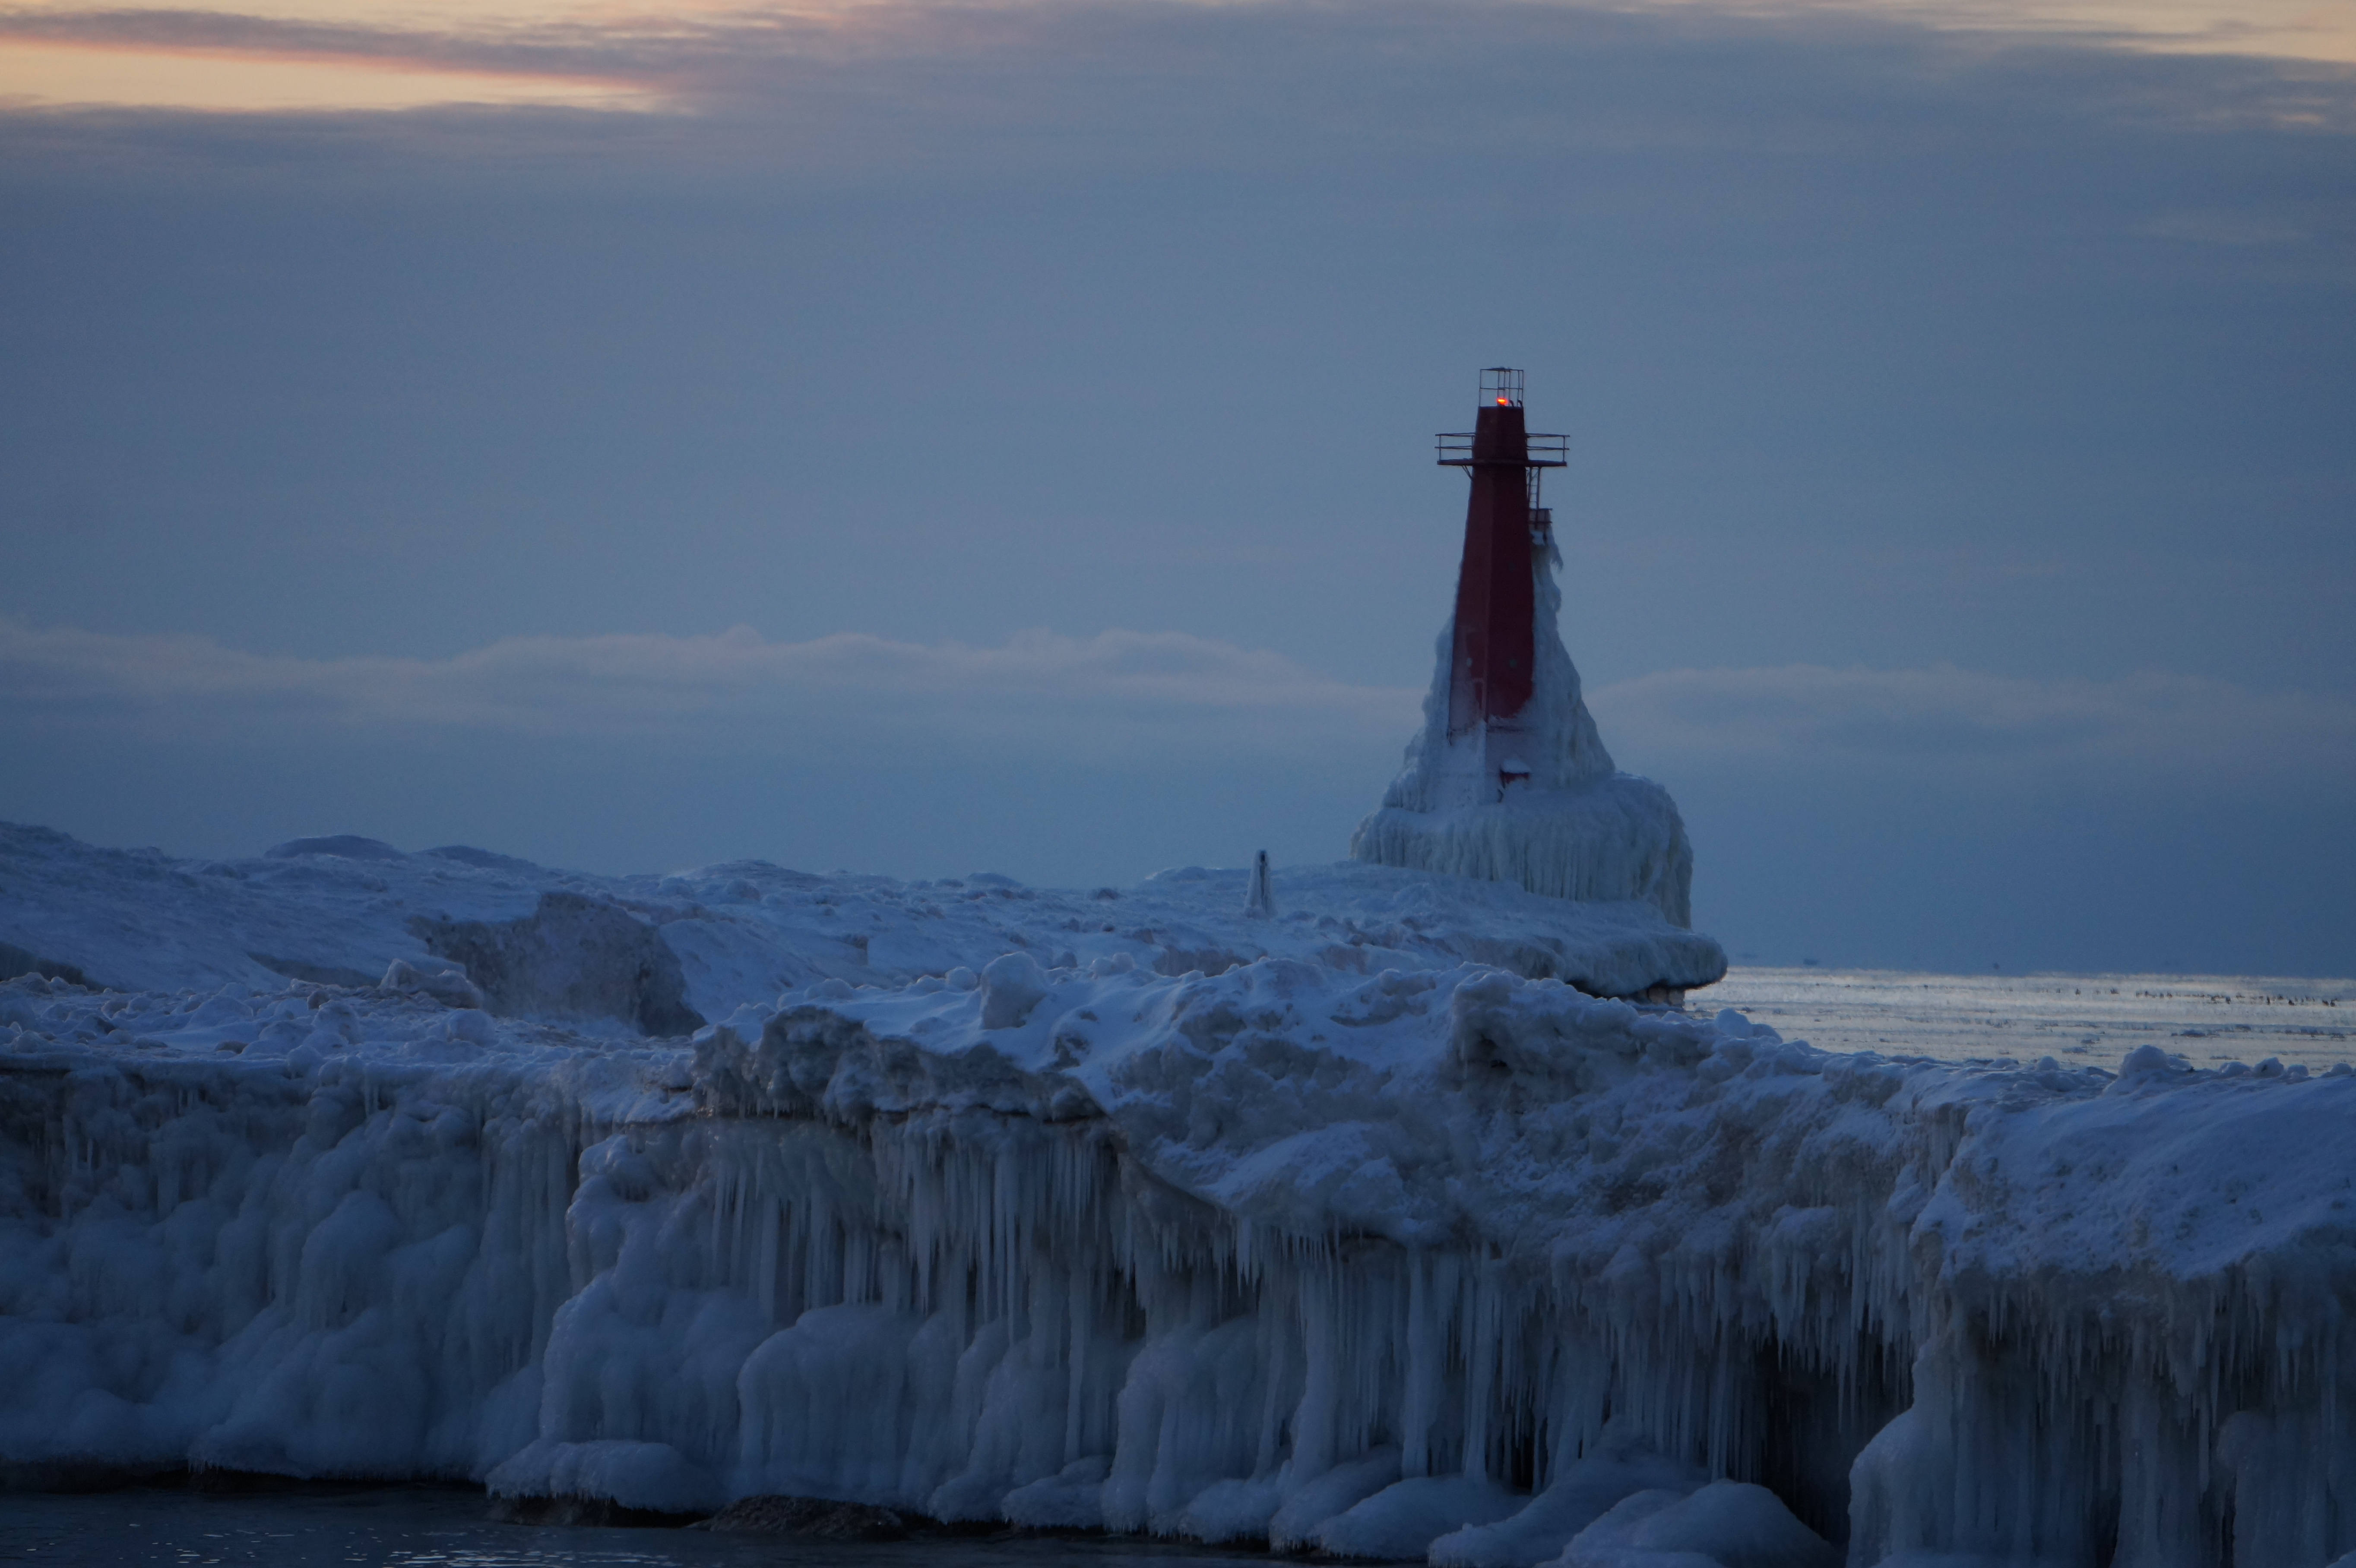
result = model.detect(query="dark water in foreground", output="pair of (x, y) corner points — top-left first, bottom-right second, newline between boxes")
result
(0, 1486), (1269, 1568)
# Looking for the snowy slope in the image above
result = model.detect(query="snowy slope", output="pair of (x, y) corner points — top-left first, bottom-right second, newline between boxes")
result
(7, 878), (2356, 1565)
(0, 821), (1727, 1012)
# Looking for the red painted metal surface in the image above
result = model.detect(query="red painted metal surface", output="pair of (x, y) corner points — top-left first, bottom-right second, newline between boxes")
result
(1437, 377), (1566, 741)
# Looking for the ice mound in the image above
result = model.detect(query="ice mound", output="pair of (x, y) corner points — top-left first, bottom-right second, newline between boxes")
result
(1351, 536), (1698, 929)
(410, 892), (704, 1034)
(0, 821), (1724, 1011)
(8, 938), (2356, 1562)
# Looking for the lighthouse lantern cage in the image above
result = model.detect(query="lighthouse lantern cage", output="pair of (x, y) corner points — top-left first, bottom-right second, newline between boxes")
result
(1436, 367), (1568, 509)
(1479, 367), (1524, 407)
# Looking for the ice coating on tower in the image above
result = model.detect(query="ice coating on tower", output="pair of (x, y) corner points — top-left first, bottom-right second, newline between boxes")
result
(1350, 414), (1699, 930)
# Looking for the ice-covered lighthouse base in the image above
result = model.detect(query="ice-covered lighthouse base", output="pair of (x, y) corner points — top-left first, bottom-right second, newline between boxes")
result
(1352, 773), (1695, 936)
(1350, 544), (1701, 933)
(11, 920), (2356, 1565)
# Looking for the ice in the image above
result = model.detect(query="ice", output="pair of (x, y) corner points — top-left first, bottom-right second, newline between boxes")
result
(1269, 1451), (1403, 1547)
(381, 957), (486, 1008)
(1004, 1456), (1115, 1527)
(1319, 1475), (1525, 1559)
(1349, 533), (1699, 929)
(0, 821), (1725, 1010)
(978, 951), (1052, 1029)
(1559, 1490), (1697, 1564)
(1561, 1482), (1838, 1568)
(9, 828), (2356, 1562)
(487, 1438), (725, 1514)
(1433, 1440), (1709, 1567)
(266, 835), (408, 863)
(1706, 964), (2356, 1071)
(1245, 850), (1276, 919)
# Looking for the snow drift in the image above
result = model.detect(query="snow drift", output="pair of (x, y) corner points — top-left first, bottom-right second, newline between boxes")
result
(1351, 528), (1698, 930)
(7, 919), (2356, 1563)
(0, 822), (1725, 1011)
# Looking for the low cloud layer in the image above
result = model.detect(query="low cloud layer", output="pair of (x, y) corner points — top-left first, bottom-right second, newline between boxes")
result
(6, 619), (2346, 969)
(7, 617), (2348, 790)
(3, 0), (2350, 127)
(0, 619), (1419, 757)
(1594, 663), (2356, 788)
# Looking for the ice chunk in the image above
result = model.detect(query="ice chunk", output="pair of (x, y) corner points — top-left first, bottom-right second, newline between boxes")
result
(980, 952), (1050, 1029)
(1318, 1474), (1525, 1559)
(1270, 1451), (1404, 1549)
(380, 957), (484, 1008)
(1433, 1443), (1707, 1568)
(1578, 1481), (1837, 1567)
(1001, 1456), (1112, 1527)
(410, 893), (703, 1034)
(1176, 1471), (1289, 1543)
(488, 1438), (725, 1515)
(1557, 1488), (1686, 1561)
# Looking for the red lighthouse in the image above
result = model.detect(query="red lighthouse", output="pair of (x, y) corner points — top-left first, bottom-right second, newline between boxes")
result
(1352, 367), (1704, 939)
(1436, 368), (1568, 746)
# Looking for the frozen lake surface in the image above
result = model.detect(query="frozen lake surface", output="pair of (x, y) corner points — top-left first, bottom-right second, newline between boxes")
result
(1706, 965), (2355, 1069)
(0, 1484), (1271, 1568)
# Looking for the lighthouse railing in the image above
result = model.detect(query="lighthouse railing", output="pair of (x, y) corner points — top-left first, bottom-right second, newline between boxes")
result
(1435, 432), (1568, 467)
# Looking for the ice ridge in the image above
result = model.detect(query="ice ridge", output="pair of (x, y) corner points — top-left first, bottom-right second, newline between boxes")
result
(0, 821), (1726, 1010)
(7, 948), (2356, 1564)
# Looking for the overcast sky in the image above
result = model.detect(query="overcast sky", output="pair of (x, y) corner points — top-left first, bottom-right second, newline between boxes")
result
(2, 0), (2351, 975)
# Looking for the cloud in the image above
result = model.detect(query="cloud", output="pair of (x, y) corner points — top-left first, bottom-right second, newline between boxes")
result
(1591, 663), (2356, 787)
(0, 618), (1421, 758)
(0, 38), (659, 112)
(0, 7), (678, 111)
(7, 618), (2351, 791)
(1, 0), (2350, 124)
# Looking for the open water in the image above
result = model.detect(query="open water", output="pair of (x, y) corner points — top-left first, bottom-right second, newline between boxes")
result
(0, 1484), (1267, 1568)
(1707, 965), (2356, 1070)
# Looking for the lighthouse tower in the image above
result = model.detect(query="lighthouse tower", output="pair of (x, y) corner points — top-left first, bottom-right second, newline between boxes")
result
(1439, 367), (1566, 778)
(1349, 370), (1700, 929)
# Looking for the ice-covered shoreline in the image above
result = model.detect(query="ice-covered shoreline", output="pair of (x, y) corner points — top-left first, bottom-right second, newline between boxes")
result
(9, 912), (2356, 1564)
(0, 822), (1727, 1012)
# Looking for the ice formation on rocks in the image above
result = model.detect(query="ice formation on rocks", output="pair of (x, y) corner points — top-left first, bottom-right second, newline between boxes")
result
(1350, 528), (1698, 930)
(6, 864), (2356, 1565)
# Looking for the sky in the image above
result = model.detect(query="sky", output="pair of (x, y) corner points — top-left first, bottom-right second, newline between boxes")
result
(1, 0), (2351, 976)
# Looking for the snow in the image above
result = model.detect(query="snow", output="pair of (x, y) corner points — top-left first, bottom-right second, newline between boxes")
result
(0, 820), (1727, 1011)
(1350, 531), (1698, 929)
(7, 825), (2356, 1562)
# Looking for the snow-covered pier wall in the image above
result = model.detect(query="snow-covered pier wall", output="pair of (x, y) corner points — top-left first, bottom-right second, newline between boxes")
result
(8, 956), (2356, 1565)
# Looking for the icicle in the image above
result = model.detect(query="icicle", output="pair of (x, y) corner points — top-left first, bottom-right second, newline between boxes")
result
(7, 964), (2356, 1565)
